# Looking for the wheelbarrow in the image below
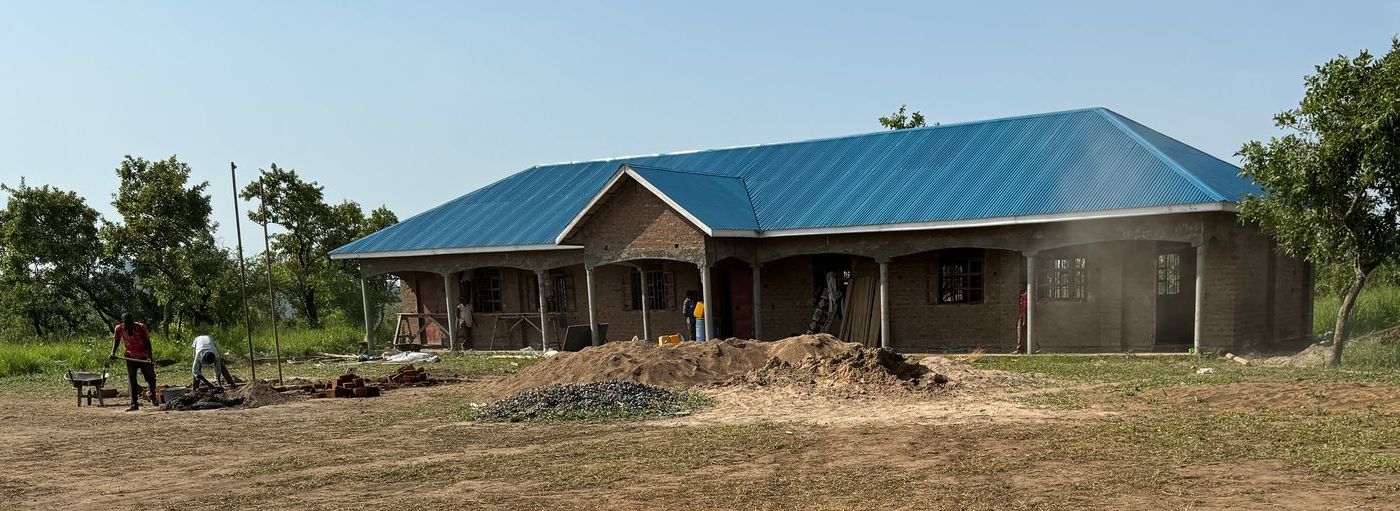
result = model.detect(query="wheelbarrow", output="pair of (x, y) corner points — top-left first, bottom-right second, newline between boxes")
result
(65, 361), (113, 407)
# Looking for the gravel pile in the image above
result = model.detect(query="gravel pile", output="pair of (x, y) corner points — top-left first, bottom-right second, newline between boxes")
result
(477, 381), (697, 422)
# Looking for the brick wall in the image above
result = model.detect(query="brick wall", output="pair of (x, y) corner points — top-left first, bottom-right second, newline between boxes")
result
(392, 209), (1310, 354)
(572, 176), (707, 266)
(887, 249), (1021, 351)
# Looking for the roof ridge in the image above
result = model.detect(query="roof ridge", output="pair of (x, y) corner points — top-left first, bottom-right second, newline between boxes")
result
(621, 163), (743, 179)
(528, 107), (1107, 170)
(1093, 108), (1227, 202)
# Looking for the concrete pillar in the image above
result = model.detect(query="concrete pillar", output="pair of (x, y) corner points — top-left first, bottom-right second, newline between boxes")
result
(638, 267), (651, 342)
(536, 270), (549, 351)
(1194, 243), (1206, 352)
(751, 264), (763, 340)
(360, 276), (373, 352)
(699, 263), (713, 341)
(1026, 252), (1038, 354)
(586, 266), (600, 346)
(878, 260), (891, 349)
(443, 272), (458, 350)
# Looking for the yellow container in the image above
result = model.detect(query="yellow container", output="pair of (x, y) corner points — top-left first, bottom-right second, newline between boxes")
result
(658, 334), (682, 347)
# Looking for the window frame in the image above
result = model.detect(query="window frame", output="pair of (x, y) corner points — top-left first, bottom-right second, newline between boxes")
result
(931, 249), (985, 305)
(1040, 256), (1087, 301)
(1156, 253), (1182, 296)
(628, 270), (673, 311)
(471, 268), (504, 313)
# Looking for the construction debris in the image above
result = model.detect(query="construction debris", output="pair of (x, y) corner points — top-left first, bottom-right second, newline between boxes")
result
(1225, 353), (1250, 366)
(477, 381), (696, 422)
(161, 391), (243, 411)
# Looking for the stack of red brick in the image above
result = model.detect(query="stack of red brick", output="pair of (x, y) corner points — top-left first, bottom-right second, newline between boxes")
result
(323, 372), (381, 398)
(383, 365), (431, 386)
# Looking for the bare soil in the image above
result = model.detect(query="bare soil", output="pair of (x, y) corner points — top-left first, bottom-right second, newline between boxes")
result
(3, 372), (1398, 510)
(4, 342), (1399, 510)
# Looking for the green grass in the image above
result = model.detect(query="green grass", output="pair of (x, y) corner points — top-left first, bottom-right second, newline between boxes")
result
(1089, 410), (1400, 475)
(1315, 285), (1400, 338)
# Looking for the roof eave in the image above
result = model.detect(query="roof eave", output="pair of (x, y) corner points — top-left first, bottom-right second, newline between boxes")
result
(328, 243), (583, 261)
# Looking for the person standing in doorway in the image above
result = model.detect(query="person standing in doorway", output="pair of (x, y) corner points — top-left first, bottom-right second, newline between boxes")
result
(681, 291), (698, 341)
(109, 313), (157, 411)
(1016, 287), (1029, 354)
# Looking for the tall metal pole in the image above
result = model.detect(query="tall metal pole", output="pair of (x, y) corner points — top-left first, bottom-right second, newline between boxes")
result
(258, 174), (284, 384)
(230, 163), (256, 381)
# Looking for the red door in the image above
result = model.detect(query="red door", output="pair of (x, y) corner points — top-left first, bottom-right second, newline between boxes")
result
(729, 269), (753, 339)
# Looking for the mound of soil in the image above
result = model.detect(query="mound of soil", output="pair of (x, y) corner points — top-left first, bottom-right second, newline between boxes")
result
(478, 381), (695, 422)
(228, 381), (288, 408)
(487, 334), (943, 395)
(916, 356), (1042, 390)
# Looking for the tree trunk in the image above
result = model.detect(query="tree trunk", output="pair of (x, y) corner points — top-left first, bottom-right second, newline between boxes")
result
(1330, 262), (1374, 366)
(305, 288), (320, 328)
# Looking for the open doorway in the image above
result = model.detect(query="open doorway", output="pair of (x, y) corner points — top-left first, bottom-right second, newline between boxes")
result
(710, 258), (755, 339)
(1153, 243), (1196, 350)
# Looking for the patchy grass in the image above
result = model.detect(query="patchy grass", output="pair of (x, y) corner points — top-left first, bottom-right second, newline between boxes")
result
(1316, 285), (1400, 338)
(1074, 410), (1400, 475)
(1016, 389), (1091, 410)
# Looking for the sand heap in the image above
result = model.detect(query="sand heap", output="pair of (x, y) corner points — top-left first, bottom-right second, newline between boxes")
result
(488, 334), (943, 395)
(228, 381), (289, 408)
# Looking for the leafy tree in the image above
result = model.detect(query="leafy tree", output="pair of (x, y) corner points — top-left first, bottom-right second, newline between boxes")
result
(323, 202), (399, 328)
(0, 180), (136, 335)
(1237, 39), (1400, 365)
(243, 164), (336, 327)
(103, 155), (224, 336)
(878, 104), (930, 129)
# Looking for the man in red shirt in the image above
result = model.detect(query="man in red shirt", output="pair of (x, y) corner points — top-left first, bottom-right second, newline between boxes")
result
(109, 313), (158, 411)
(1016, 287), (1029, 354)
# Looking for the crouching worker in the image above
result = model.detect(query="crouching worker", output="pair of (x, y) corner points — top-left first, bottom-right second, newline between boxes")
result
(190, 335), (236, 391)
(109, 313), (157, 412)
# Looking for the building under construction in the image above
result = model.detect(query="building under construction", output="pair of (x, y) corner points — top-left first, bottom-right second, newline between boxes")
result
(330, 108), (1312, 354)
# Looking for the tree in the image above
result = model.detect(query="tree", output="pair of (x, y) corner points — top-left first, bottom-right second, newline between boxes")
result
(323, 202), (399, 328)
(103, 155), (223, 336)
(878, 104), (930, 129)
(243, 164), (335, 327)
(1237, 39), (1400, 366)
(0, 180), (108, 335)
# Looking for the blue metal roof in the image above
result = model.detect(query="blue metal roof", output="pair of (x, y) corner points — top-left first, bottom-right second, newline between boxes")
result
(626, 164), (759, 231)
(332, 107), (1253, 257)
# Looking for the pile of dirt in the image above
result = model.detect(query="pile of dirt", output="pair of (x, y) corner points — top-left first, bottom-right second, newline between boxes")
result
(1257, 343), (1332, 367)
(916, 356), (1042, 390)
(228, 381), (288, 408)
(487, 334), (946, 396)
(476, 381), (695, 422)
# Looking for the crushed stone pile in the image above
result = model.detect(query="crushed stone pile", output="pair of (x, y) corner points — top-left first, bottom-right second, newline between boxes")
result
(487, 333), (950, 396)
(477, 381), (695, 422)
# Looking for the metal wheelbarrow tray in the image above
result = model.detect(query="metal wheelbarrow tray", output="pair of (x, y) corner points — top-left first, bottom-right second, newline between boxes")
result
(65, 369), (112, 407)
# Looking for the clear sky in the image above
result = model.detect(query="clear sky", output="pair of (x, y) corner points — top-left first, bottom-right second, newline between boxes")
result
(2, 1), (1398, 249)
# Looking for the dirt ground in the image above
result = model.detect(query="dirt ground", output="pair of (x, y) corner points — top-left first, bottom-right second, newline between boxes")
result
(4, 368), (1400, 510)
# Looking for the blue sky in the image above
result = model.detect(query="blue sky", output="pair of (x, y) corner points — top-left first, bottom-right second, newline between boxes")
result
(2, 1), (1398, 248)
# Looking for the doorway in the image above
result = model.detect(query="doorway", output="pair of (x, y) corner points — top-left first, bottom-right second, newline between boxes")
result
(1153, 244), (1196, 350)
(711, 259), (755, 339)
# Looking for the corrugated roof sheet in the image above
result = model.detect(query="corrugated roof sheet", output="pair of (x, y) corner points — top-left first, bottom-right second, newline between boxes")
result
(332, 107), (1252, 256)
(627, 164), (759, 231)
